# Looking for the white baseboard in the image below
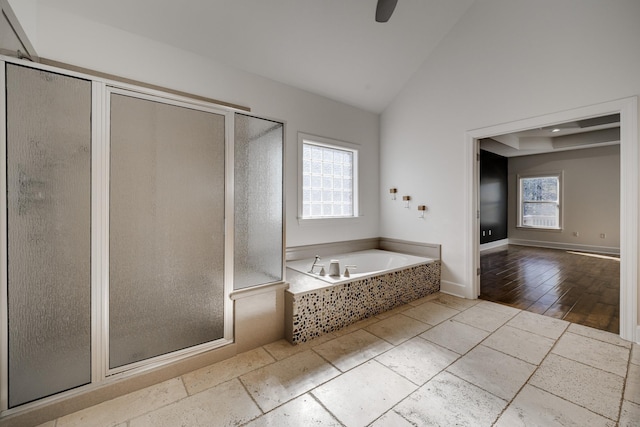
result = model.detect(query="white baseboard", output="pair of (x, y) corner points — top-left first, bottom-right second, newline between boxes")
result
(440, 280), (468, 298)
(480, 239), (509, 252)
(509, 238), (620, 255)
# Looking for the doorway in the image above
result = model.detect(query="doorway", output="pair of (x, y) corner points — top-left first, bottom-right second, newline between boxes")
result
(465, 97), (638, 342)
(478, 116), (621, 333)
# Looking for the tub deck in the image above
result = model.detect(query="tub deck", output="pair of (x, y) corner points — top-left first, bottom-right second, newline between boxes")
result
(287, 249), (434, 285)
(284, 259), (441, 344)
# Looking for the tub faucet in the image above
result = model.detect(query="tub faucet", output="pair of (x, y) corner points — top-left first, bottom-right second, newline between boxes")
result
(344, 265), (357, 278)
(308, 255), (322, 273)
(328, 260), (340, 277)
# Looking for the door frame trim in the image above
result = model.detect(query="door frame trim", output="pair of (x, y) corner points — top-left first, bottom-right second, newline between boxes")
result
(465, 97), (638, 342)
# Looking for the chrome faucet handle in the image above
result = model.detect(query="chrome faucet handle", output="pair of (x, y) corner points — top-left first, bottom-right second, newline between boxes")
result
(343, 265), (357, 278)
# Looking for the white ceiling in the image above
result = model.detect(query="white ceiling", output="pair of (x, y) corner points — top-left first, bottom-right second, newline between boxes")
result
(37, 0), (476, 113)
(480, 114), (621, 157)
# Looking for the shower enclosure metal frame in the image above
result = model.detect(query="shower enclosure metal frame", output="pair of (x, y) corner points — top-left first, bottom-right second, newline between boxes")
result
(0, 56), (7, 413)
(0, 55), (284, 415)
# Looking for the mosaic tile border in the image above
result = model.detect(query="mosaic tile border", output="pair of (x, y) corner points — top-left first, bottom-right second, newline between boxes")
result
(287, 261), (441, 344)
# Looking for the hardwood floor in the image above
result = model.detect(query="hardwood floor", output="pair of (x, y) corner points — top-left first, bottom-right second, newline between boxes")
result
(479, 245), (620, 334)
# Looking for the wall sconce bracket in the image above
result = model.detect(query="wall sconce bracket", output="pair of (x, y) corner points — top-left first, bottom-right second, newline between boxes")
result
(403, 195), (411, 208)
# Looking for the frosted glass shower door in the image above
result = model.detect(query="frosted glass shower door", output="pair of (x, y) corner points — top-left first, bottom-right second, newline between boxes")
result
(5, 64), (92, 407)
(234, 114), (284, 289)
(109, 92), (227, 369)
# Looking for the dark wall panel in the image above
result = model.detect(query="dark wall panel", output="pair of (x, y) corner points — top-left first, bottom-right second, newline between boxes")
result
(480, 150), (508, 244)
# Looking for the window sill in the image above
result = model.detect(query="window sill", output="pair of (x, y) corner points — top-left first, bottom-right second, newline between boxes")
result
(516, 226), (563, 233)
(297, 216), (362, 227)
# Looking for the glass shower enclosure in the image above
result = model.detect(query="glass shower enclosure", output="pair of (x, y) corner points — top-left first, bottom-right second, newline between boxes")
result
(108, 91), (227, 370)
(5, 64), (92, 408)
(0, 58), (284, 411)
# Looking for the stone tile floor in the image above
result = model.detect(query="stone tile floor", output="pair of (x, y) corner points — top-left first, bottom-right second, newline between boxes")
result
(41, 293), (639, 427)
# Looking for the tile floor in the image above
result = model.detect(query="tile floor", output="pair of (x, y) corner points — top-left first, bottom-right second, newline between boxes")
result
(40, 293), (639, 427)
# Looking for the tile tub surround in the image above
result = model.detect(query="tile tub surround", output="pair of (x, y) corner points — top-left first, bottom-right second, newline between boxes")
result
(285, 261), (441, 344)
(36, 294), (638, 427)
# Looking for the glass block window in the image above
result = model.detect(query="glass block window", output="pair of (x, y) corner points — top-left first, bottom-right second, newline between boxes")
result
(518, 173), (562, 230)
(301, 137), (358, 219)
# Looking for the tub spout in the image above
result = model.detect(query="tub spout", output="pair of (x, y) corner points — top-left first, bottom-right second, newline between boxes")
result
(328, 260), (340, 277)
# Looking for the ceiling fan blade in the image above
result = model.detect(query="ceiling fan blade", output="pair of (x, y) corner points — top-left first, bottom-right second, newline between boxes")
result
(375, 0), (398, 22)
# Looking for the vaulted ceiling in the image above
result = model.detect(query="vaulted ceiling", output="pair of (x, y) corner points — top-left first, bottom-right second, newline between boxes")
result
(37, 0), (476, 113)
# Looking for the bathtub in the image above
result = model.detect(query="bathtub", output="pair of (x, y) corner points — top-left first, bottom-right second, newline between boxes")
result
(285, 248), (441, 343)
(287, 249), (432, 285)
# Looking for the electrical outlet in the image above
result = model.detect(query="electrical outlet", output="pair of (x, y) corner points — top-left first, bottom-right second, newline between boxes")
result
(600, 233), (606, 239)
(573, 231), (579, 237)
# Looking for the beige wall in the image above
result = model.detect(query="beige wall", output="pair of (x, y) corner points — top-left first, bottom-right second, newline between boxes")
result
(32, 5), (380, 249)
(508, 145), (621, 253)
(4, 0), (38, 49)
